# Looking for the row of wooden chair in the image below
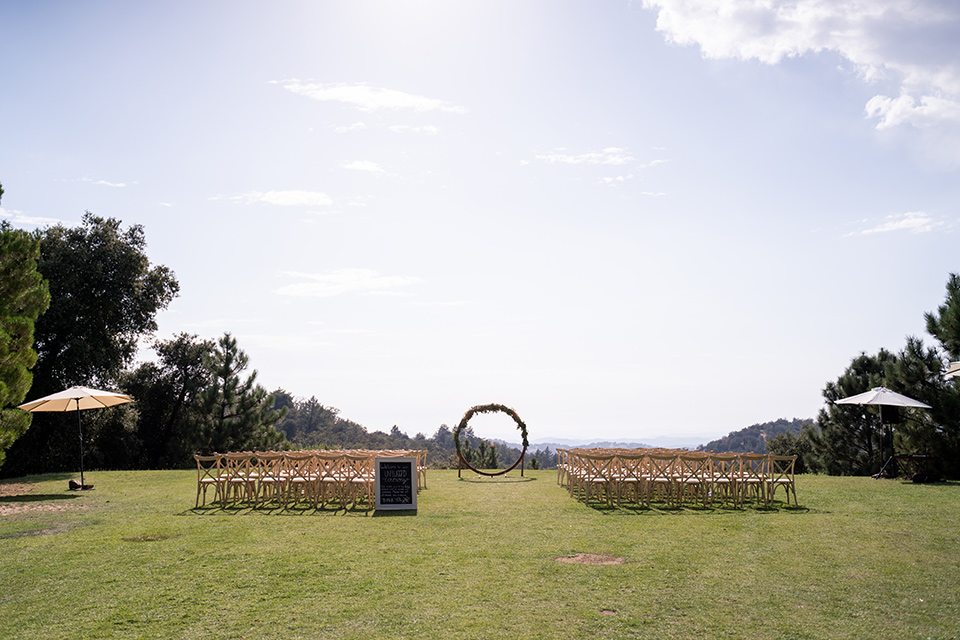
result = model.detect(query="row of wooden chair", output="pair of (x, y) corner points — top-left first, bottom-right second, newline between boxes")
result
(194, 449), (428, 509)
(557, 448), (797, 508)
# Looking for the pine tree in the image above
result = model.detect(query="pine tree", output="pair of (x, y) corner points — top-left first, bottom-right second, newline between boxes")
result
(0, 220), (51, 468)
(192, 333), (286, 453)
(925, 273), (960, 361)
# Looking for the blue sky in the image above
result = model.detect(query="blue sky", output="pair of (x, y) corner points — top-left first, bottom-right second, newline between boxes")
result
(2, 0), (959, 444)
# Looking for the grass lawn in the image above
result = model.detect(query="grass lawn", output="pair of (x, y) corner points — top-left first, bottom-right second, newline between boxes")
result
(2, 469), (959, 639)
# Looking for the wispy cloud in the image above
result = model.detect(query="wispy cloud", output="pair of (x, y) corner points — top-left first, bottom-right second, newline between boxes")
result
(601, 174), (635, 186)
(216, 190), (333, 207)
(341, 160), (384, 173)
(61, 177), (130, 187)
(854, 211), (941, 235)
(639, 159), (669, 169)
(642, 0), (960, 131)
(276, 268), (421, 297)
(536, 147), (635, 165)
(0, 207), (62, 227)
(274, 80), (468, 114)
(334, 122), (367, 133)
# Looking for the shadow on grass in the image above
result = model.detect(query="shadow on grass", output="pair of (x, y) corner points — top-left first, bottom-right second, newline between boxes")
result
(372, 509), (417, 517)
(180, 503), (380, 517)
(583, 501), (810, 516)
(457, 476), (537, 484)
(0, 493), (81, 504)
(896, 479), (960, 487)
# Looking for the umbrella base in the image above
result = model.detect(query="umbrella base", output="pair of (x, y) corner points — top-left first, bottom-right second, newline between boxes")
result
(68, 479), (94, 491)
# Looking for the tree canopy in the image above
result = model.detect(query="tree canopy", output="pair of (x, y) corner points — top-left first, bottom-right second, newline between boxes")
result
(0, 220), (50, 468)
(2, 214), (179, 476)
(31, 213), (179, 394)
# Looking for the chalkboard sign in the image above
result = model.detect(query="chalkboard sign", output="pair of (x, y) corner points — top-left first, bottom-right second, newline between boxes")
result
(375, 457), (417, 511)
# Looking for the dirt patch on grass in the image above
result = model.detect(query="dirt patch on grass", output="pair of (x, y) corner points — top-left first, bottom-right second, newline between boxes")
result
(0, 503), (83, 516)
(556, 553), (625, 565)
(0, 483), (33, 497)
(0, 483), (84, 516)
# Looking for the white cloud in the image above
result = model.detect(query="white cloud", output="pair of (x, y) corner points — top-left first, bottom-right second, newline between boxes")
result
(334, 122), (367, 133)
(341, 160), (384, 173)
(601, 174), (635, 186)
(223, 190), (333, 207)
(855, 210), (940, 234)
(536, 147), (635, 165)
(275, 268), (422, 297)
(642, 0), (960, 130)
(64, 177), (129, 187)
(865, 93), (960, 129)
(276, 80), (468, 114)
(0, 207), (61, 227)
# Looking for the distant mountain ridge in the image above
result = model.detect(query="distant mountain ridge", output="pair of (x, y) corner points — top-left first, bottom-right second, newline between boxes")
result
(494, 421), (815, 454)
(493, 435), (708, 451)
(697, 417), (814, 454)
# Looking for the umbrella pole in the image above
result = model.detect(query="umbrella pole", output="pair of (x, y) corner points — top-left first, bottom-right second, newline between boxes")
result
(77, 399), (85, 487)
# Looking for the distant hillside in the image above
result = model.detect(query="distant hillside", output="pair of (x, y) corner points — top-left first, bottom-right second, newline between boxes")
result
(697, 418), (814, 454)
(498, 435), (707, 451)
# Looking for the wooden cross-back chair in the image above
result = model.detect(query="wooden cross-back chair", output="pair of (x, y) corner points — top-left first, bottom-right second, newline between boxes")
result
(645, 454), (677, 507)
(614, 453), (647, 507)
(707, 453), (740, 507)
(254, 452), (286, 508)
(575, 453), (616, 506)
(313, 452), (346, 508)
(738, 453), (770, 507)
(341, 453), (375, 509)
(675, 454), (709, 507)
(284, 452), (318, 507)
(194, 454), (223, 508)
(415, 450), (428, 490)
(222, 452), (256, 506)
(767, 455), (798, 506)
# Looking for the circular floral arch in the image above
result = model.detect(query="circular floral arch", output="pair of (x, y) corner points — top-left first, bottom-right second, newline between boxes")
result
(454, 404), (529, 477)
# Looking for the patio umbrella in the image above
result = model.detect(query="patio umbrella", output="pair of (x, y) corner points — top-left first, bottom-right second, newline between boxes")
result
(946, 362), (960, 379)
(18, 386), (133, 489)
(835, 387), (931, 475)
(835, 386), (932, 409)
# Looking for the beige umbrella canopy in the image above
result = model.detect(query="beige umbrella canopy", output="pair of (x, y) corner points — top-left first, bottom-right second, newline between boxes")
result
(947, 362), (960, 379)
(19, 386), (133, 488)
(835, 386), (932, 409)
